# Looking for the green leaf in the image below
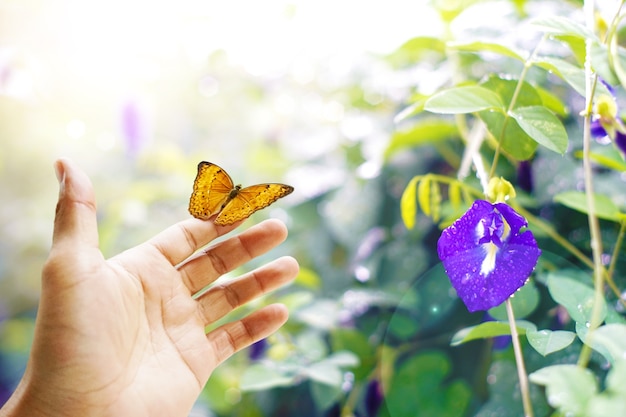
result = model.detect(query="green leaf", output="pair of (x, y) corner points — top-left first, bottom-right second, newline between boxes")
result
(587, 394), (626, 417)
(433, 0), (483, 23)
(330, 329), (376, 380)
(575, 146), (626, 172)
(310, 381), (343, 411)
(482, 75), (543, 108)
(295, 267), (322, 289)
(393, 99), (426, 123)
(529, 365), (598, 416)
(526, 329), (576, 356)
(386, 36), (446, 68)
(509, 106), (568, 154)
(448, 40), (525, 61)
(530, 16), (598, 41)
(480, 111), (538, 160)
(384, 351), (471, 417)
(424, 86), (505, 114)
(554, 191), (622, 222)
(488, 280), (540, 320)
(606, 360), (626, 395)
(401, 176), (420, 229)
(546, 272), (607, 325)
(387, 309), (421, 340)
(591, 41), (620, 86)
(536, 85), (570, 117)
(324, 350), (360, 368)
(478, 76), (542, 160)
(240, 363), (295, 391)
(608, 33), (626, 91)
(477, 360), (549, 416)
(385, 119), (458, 159)
(303, 360), (343, 386)
(533, 57), (613, 97)
(295, 329), (329, 360)
(557, 34), (587, 66)
(585, 324), (626, 364)
(587, 361), (626, 416)
(450, 320), (536, 346)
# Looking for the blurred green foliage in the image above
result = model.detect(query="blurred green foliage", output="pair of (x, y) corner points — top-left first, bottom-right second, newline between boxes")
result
(3, 0), (626, 416)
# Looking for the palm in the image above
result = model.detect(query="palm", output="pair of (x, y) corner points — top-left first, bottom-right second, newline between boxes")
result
(44, 246), (213, 416)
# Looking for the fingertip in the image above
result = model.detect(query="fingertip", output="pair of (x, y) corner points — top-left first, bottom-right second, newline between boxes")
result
(258, 218), (289, 241)
(277, 255), (299, 281)
(51, 158), (99, 248)
(53, 158), (66, 185)
(263, 303), (290, 324)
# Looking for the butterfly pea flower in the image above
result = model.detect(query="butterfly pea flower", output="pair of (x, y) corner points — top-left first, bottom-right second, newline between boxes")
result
(437, 200), (541, 312)
(590, 85), (626, 158)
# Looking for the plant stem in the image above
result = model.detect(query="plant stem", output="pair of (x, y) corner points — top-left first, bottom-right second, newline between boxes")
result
(506, 299), (534, 417)
(608, 220), (626, 281)
(469, 100), (534, 415)
(578, 0), (608, 369)
(488, 35), (546, 179)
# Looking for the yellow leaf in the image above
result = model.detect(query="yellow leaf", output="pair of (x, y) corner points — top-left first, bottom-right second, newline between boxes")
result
(431, 180), (441, 223)
(418, 175), (431, 217)
(449, 181), (461, 209)
(401, 176), (421, 229)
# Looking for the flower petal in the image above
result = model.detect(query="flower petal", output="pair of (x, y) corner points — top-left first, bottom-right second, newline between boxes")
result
(615, 130), (626, 158)
(441, 242), (540, 312)
(437, 200), (494, 260)
(437, 200), (541, 312)
(590, 119), (607, 139)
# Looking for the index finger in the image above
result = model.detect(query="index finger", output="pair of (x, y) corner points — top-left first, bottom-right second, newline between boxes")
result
(145, 218), (238, 266)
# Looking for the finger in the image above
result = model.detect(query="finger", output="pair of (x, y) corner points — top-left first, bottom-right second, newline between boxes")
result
(145, 218), (238, 267)
(206, 303), (288, 367)
(197, 256), (298, 324)
(179, 219), (289, 293)
(51, 158), (99, 249)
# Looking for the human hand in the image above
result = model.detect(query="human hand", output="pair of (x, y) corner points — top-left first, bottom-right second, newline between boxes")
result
(0, 158), (298, 417)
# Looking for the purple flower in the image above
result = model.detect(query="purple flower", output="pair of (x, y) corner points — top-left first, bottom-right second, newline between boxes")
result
(120, 99), (147, 157)
(590, 112), (626, 156)
(437, 200), (541, 312)
(364, 379), (383, 416)
(517, 160), (533, 193)
(590, 84), (626, 157)
(248, 338), (267, 361)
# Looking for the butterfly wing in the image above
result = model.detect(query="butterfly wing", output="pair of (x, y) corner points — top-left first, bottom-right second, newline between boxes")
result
(215, 183), (294, 225)
(188, 161), (235, 220)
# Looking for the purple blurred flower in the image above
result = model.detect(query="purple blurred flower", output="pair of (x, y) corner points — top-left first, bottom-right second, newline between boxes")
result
(248, 338), (267, 361)
(437, 200), (541, 312)
(364, 379), (383, 417)
(517, 160), (533, 193)
(121, 99), (147, 157)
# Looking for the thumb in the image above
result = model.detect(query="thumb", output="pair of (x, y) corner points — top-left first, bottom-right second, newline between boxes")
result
(52, 158), (99, 249)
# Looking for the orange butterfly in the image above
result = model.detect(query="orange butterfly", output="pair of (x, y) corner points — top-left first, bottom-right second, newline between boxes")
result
(188, 161), (294, 226)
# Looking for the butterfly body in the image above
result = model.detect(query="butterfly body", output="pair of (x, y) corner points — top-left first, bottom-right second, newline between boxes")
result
(189, 161), (293, 226)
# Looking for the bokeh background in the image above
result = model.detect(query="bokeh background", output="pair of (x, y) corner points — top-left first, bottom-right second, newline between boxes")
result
(0, 1), (438, 413)
(0, 0), (435, 312)
(3, 1), (618, 416)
